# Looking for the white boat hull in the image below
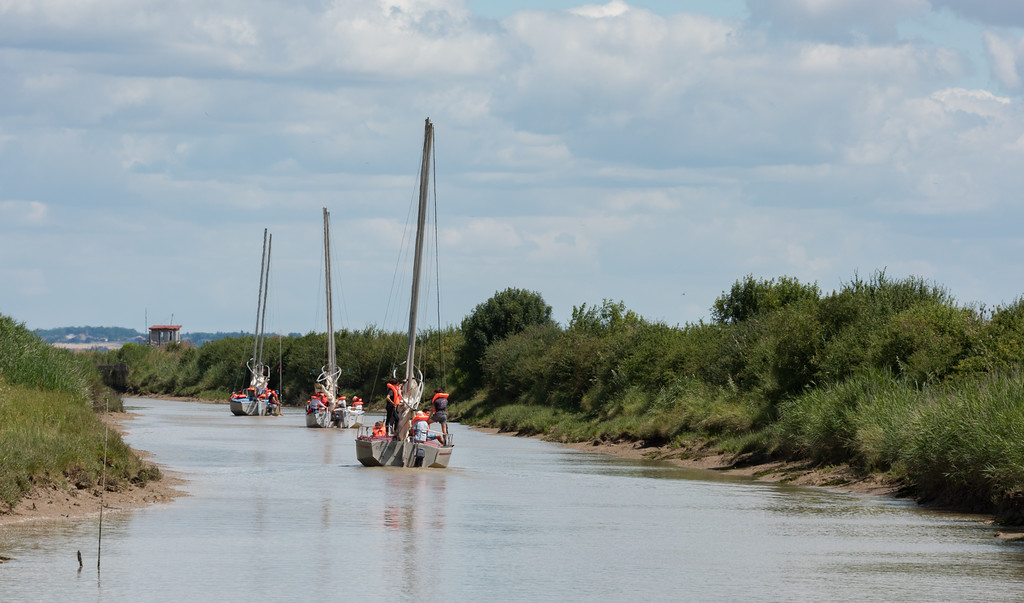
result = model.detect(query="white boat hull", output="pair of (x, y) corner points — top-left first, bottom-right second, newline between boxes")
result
(339, 408), (364, 428)
(306, 408), (331, 428)
(355, 438), (452, 468)
(230, 398), (273, 416)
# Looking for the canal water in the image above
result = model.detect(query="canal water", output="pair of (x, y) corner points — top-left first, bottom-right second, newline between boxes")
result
(2, 398), (1024, 602)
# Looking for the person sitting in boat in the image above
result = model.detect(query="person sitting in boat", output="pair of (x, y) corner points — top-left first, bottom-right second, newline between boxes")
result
(306, 392), (327, 415)
(372, 421), (386, 437)
(430, 389), (449, 445)
(268, 389), (281, 415)
(351, 396), (363, 411)
(411, 411), (441, 445)
(331, 396), (347, 425)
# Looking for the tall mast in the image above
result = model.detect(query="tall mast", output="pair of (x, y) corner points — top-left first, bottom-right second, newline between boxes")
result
(257, 233), (272, 366)
(405, 118), (433, 382)
(253, 228), (268, 366)
(324, 207), (337, 383)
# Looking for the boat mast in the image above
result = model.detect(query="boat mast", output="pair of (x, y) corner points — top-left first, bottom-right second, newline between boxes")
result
(405, 118), (432, 383)
(252, 229), (269, 374)
(323, 207), (337, 390)
(257, 233), (272, 367)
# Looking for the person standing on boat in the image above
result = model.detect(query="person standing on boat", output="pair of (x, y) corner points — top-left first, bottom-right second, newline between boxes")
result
(430, 389), (449, 445)
(385, 378), (402, 437)
(268, 389), (280, 416)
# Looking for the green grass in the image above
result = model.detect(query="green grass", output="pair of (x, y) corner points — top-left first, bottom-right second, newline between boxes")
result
(0, 379), (158, 508)
(0, 314), (159, 510)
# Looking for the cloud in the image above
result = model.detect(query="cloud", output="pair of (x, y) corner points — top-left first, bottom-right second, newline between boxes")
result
(746, 0), (930, 43)
(3, 0), (1024, 332)
(929, 0), (1024, 28)
(984, 31), (1024, 89)
(570, 0), (630, 18)
(0, 200), (48, 224)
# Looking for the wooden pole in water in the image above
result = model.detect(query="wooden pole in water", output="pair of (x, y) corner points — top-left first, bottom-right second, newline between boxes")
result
(97, 396), (109, 571)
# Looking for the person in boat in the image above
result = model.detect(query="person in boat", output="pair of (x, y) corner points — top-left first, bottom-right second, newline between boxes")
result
(384, 378), (402, 436)
(307, 391), (327, 415)
(351, 396), (363, 411)
(332, 395), (347, 426)
(411, 411), (440, 444)
(268, 389), (281, 415)
(430, 389), (449, 445)
(372, 420), (386, 437)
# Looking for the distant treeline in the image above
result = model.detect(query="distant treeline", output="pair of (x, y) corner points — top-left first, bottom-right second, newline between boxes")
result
(34, 325), (143, 343)
(89, 327), (461, 407)
(34, 326), (298, 346)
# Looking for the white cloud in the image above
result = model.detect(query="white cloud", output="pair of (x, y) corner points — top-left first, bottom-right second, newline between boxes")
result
(570, 0), (630, 18)
(930, 0), (1024, 28)
(0, 200), (48, 224)
(984, 31), (1024, 89)
(747, 0), (930, 42)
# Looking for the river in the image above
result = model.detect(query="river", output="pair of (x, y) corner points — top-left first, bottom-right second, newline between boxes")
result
(2, 398), (1023, 602)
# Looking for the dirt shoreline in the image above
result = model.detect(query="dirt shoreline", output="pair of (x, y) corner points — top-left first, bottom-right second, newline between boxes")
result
(0, 411), (188, 527)
(471, 426), (1024, 540)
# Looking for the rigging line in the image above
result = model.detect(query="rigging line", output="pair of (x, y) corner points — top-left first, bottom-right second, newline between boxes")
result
(380, 137), (427, 371)
(327, 206), (350, 332)
(430, 129), (448, 391)
(314, 215), (327, 338)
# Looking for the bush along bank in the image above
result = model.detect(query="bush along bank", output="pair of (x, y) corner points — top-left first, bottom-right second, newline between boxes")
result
(0, 314), (160, 512)
(452, 274), (1024, 522)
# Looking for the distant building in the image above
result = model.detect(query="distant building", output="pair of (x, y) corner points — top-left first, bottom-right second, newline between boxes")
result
(148, 325), (182, 346)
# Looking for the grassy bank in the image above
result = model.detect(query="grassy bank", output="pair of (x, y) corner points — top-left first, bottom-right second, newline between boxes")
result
(454, 370), (1024, 519)
(452, 276), (1024, 521)
(0, 315), (160, 511)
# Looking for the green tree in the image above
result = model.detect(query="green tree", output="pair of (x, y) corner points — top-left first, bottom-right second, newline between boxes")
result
(712, 275), (821, 325)
(569, 299), (640, 334)
(458, 288), (554, 388)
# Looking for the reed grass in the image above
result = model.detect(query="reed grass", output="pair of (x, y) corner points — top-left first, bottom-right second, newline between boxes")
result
(0, 315), (157, 510)
(0, 380), (157, 508)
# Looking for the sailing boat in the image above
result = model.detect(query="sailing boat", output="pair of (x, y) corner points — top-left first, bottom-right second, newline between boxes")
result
(355, 118), (453, 467)
(230, 228), (280, 417)
(305, 208), (364, 428)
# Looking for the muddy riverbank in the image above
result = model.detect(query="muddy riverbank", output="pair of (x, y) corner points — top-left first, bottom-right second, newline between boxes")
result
(0, 411), (186, 526)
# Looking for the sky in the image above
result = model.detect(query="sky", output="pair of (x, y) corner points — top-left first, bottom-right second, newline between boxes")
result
(4, 0), (1024, 336)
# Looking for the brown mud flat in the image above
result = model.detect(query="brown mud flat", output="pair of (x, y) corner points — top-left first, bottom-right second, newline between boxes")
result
(472, 427), (1024, 541)
(0, 411), (188, 527)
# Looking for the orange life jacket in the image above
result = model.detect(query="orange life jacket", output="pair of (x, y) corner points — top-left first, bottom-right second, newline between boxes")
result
(372, 424), (386, 437)
(386, 382), (403, 406)
(431, 392), (449, 412)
